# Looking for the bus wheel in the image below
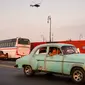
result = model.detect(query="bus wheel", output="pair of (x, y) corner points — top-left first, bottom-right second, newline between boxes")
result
(23, 65), (34, 76)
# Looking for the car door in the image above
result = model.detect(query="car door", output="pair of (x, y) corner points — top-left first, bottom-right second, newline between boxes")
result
(46, 47), (63, 73)
(34, 46), (48, 70)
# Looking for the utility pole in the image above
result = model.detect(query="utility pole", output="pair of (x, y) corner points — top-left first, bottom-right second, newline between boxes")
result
(47, 15), (52, 42)
(52, 33), (53, 42)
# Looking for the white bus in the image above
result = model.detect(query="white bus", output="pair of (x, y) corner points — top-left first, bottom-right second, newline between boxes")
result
(0, 37), (31, 59)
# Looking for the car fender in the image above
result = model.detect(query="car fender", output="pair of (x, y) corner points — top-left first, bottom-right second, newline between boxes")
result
(70, 63), (84, 73)
(29, 57), (38, 70)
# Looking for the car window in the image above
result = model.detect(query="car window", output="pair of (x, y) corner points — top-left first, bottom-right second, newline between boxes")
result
(35, 47), (47, 54)
(49, 47), (61, 56)
(61, 46), (77, 55)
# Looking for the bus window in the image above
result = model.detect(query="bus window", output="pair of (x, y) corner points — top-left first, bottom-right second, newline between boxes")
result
(11, 42), (16, 47)
(18, 38), (30, 45)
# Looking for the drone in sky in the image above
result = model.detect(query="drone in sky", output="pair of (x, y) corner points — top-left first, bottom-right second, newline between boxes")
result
(30, 0), (43, 8)
(30, 3), (40, 7)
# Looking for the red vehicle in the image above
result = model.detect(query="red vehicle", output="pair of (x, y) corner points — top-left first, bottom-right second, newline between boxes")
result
(31, 42), (46, 51)
(31, 40), (85, 53)
(57, 40), (85, 53)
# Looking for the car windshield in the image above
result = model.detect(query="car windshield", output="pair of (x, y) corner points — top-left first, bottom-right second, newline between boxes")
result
(61, 46), (78, 55)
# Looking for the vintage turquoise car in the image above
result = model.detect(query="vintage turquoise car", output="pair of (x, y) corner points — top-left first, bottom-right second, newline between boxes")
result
(15, 43), (85, 84)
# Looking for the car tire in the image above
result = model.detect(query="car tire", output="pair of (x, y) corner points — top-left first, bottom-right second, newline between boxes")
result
(23, 65), (34, 76)
(71, 68), (85, 84)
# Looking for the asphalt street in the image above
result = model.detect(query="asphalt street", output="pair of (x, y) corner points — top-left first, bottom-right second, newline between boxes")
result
(0, 60), (84, 85)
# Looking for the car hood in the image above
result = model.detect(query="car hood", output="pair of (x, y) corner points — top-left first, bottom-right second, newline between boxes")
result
(64, 53), (85, 63)
(16, 54), (31, 64)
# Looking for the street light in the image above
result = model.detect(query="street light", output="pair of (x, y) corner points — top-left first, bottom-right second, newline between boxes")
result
(79, 34), (83, 40)
(47, 15), (52, 42)
(41, 35), (44, 42)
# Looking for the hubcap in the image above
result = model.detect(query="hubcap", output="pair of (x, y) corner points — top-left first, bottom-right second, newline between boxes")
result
(25, 66), (31, 75)
(73, 70), (83, 82)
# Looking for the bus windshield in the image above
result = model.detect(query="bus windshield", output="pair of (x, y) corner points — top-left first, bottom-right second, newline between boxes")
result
(61, 46), (78, 55)
(18, 38), (30, 45)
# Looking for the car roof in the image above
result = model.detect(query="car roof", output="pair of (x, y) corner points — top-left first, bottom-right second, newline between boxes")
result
(35, 43), (74, 48)
(30, 43), (75, 54)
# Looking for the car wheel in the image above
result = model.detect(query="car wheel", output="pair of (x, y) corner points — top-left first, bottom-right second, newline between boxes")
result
(24, 65), (34, 76)
(71, 68), (85, 84)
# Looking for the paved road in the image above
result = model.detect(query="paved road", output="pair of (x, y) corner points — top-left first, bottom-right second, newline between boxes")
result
(0, 60), (84, 85)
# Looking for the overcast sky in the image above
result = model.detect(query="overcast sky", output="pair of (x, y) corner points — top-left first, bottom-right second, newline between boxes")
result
(0, 0), (85, 42)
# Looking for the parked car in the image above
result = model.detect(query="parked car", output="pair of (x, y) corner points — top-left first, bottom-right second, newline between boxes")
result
(15, 43), (85, 84)
(0, 51), (8, 59)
